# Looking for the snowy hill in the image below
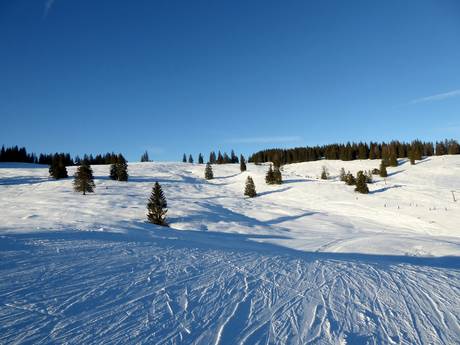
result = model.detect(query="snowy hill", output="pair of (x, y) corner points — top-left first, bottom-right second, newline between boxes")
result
(1, 156), (459, 344)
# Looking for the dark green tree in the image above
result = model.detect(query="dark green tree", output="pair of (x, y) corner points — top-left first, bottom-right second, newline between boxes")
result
(345, 172), (356, 185)
(240, 154), (247, 172)
(379, 161), (388, 177)
(205, 162), (214, 180)
(265, 164), (275, 184)
(147, 182), (168, 226)
(244, 176), (257, 197)
(188, 154), (194, 163)
(49, 154), (68, 179)
(389, 152), (398, 167)
(355, 171), (369, 194)
(182, 154), (187, 163)
(198, 153), (204, 164)
(140, 150), (150, 162)
(74, 162), (95, 195)
(110, 154), (128, 181)
(273, 166), (282, 184)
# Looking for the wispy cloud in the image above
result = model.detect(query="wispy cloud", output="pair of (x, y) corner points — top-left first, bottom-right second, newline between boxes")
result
(410, 89), (460, 104)
(43, 0), (56, 19)
(226, 136), (302, 144)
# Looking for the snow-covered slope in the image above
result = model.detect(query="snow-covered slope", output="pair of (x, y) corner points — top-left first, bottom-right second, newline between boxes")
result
(0, 157), (459, 344)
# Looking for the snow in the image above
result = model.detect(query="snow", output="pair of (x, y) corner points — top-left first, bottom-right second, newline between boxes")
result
(0, 156), (459, 344)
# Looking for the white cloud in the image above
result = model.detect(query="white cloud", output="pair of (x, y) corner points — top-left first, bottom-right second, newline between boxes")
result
(410, 89), (460, 104)
(226, 136), (302, 144)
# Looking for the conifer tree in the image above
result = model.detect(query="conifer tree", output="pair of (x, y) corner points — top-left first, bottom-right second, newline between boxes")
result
(147, 182), (168, 226)
(240, 154), (247, 172)
(389, 152), (398, 167)
(273, 166), (282, 184)
(345, 172), (356, 185)
(74, 162), (95, 195)
(188, 154), (194, 163)
(265, 164), (275, 184)
(209, 151), (216, 164)
(379, 161), (388, 177)
(198, 153), (204, 164)
(355, 171), (369, 194)
(182, 154), (187, 163)
(140, 150), (150, 162)
(205, 162), (214, 180)
(109, 154), (128, 181)
(409, 149), (416, 165)
(339, 167), (346, 182)
(321, 166), (329, 180)
(49, 154), (68, 179)
(244, 176), (257, 197)
(365, 170), (373, 183)
(217, 151), (224, 164)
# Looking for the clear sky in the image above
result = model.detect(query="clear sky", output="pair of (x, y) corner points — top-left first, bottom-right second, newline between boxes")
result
(1, 0), (459, 161)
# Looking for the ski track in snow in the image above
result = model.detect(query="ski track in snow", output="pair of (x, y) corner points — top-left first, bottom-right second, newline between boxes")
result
(0, 159), (460, 344)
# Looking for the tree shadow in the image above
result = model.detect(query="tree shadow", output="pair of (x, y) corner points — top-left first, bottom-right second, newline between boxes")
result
(387, 170), (405, 177)
(258, 186), (291, 197)
(4, 227), (459, 270)
(369, 184), (404, 194)
(283, 179), (308, 184)
(0, 176), (56, 186)
(214, 173), (241, 180)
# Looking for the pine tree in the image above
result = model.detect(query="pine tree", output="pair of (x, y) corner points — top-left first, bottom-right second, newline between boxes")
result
(231, 150), (239, 164)
(182, 154), (187, 163)
(379, 161), (388, 177)
(147, 182), (168, 226)
(110, 154), (128, 181)
(217, 151), (224, 164)
(339, 167), (346, 182)
(321, 166), (329, 180)
(49, 154), (68, 179)
(345, 172), (356, 185)
(389, 152), (398, 167)
(273, 166), (282, 184)
(409, 149), (416, 165)
(188, 154), (194, 163)
(365, 170), (373, 183)
(205, 162), (214, 180)
(244, 176), (257, 197)
(209, 151), (216, 164)
(240, 154), (247, 172)
(265, 164), (275, 184)
(140, 150), (150, 162)
(198, 153), (204, 164)
(74, 162), (95, 195)
(355, 171), (369, 194)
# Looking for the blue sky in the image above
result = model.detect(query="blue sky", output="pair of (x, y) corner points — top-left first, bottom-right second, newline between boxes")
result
(1, 0), (459, 161)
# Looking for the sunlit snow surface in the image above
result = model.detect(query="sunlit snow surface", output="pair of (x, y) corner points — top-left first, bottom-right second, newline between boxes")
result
(1, 157), (459, 344)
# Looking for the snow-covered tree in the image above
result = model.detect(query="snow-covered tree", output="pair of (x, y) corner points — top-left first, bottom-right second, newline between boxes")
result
(205, 162), (214, 180)
(355, 171), (369, 194)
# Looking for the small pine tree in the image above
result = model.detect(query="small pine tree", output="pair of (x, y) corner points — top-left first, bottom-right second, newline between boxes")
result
(240, 154), (247, 172)
(49, 155), (68, 179)
(273, 166), (282, 184)
(339, 167), (346, 182)
(355, 171), (369, 194)
(365, 170), (373, 183)
(321, 166), (329, 180)
(188, 154), (194, 163)
(147, 182), (168, 226)
(389, 152), (398, 167)
(182, 154), (187, 163)
(198, 153), (204, 164)
(244, 176), (257, 197)
(140, 150), (150, 162)
(204, 162), (214, 180)
(379, 161), (388, 177)
(345, 172), (356, 186)
(109, 155), (128, 181)
(265, 164), (275, 184)
(74, 162), (95, 195)
(408, 149), (416, 165)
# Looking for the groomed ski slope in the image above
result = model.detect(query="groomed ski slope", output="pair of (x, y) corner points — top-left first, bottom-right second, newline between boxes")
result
(0, 156), (459, 344)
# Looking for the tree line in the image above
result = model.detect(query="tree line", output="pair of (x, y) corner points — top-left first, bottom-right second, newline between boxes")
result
(0, 145), (123, 166)
(248, 139), (460, 165)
